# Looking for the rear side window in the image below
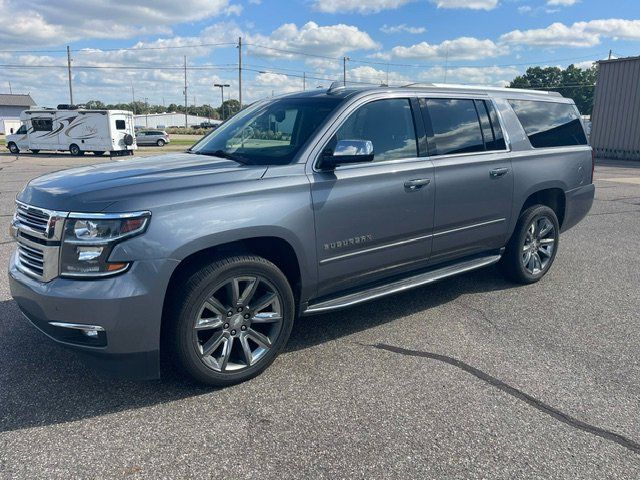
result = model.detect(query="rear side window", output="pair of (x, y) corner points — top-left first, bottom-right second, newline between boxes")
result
(115, 120), (126, 130)
(423, 99), (484, 156)
(509, 100), (587, 148)
(32, 118), (53, 132)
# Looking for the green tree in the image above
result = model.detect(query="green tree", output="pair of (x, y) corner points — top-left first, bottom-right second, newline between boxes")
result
(509, 64), (598, 115)
(218, 99), (241, 120)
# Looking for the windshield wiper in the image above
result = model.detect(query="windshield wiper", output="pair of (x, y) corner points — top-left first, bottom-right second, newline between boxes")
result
(186, 148), (248, 164)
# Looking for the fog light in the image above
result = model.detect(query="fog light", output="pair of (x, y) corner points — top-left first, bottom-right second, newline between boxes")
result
(81, 329), (99, 338)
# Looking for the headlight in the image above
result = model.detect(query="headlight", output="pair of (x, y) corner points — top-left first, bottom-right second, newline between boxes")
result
(60, 212), (150, 278)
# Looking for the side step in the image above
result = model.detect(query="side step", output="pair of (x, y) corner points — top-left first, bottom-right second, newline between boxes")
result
(303, 253), (502, 315)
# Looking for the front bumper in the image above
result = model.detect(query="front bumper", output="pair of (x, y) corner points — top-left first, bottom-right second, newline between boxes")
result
(8, 252), (178, 380)
(561, 183), (595, 232)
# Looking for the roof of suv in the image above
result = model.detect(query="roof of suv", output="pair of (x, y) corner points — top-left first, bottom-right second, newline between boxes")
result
(282, 83), (568, 103)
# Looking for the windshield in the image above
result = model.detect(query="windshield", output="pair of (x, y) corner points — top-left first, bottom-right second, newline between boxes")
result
(189, 96), (343, 165)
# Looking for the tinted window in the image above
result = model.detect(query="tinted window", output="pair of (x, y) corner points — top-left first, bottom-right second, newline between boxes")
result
(331, 98), (417, 162)
(32, 118), (53, 132)
(16, 125), (27, 134)
(115, 120), (126, 130)
(424, 99), (484, 156)
(509, 100), (587, 148)
(485, 101), (506, 150)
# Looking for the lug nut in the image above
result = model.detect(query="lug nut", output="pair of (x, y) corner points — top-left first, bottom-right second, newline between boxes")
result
(241, 325), (247, 331)
(224, 323), (230, 329)
(244, 314), (250, 319)
(237, 307), (243, 312)
(231, 329), (237, 335)
(227, 311), (233, 317)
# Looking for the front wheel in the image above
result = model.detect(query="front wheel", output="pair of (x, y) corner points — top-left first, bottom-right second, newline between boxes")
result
(8, 142), (19, 154)
(501, 205), (560, 284)
(168, 255), (295, 386)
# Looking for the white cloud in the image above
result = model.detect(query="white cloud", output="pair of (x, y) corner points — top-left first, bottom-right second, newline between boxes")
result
(547, 0), (578, 5)
(518, 5), (532, 14)
(380, 24), (427, 34)
(313, 0), (414, 14)
(0, 0), (233, 47)
(430, 0), (499, 10)
(501, 19), (640, 48)
(385, 37), (507, 61)
(224, 4), (243, 15)
(247, 22), (380, 61)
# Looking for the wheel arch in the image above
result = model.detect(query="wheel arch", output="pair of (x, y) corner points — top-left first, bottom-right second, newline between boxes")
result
(511, 183), (567, 237)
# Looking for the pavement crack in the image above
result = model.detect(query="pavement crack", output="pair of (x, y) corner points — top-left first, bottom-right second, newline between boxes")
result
(455, 300), (498, 330)
(371, 343), (640, 455)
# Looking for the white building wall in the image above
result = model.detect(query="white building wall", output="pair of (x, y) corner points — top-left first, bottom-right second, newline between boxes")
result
(134, 113), (221, 128)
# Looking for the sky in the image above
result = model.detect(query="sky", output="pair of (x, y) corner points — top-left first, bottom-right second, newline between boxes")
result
(0, 0), (639, 108)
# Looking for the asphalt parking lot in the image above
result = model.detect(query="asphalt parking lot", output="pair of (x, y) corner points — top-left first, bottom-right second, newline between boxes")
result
(0, 151), (639, 479)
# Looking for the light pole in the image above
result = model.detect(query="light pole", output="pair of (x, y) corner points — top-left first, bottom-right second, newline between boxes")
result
(214, 83), (230, 120)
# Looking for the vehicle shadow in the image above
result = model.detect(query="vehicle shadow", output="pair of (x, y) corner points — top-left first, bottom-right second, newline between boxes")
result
(0, 265), (517, 433)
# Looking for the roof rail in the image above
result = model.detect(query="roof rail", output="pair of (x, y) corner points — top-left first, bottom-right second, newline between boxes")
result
(400, 82), (563, 97)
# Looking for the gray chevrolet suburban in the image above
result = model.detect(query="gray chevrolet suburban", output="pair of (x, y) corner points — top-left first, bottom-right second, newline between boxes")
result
(8, 84), (595, 386)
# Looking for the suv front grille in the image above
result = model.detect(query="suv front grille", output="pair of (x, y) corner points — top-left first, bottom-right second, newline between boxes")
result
(16, 242), (45, 277)
(15, 203), (50, 236)
(12, 201), (68, 282)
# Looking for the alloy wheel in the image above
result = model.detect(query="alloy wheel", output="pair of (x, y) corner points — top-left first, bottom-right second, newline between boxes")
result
(522, 215), (556, 275)
(192, 275), (284, 373)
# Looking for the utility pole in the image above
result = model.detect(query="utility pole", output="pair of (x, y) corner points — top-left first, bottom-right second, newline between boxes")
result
(66, 46), (74, 105)
(144, 97), (149, 127)
(238, 37), (243, 108)
(303, 72), (306, 91)
(130, 80), (135, 114)
(343, 56), (350, 86)
(443, 44), (450, 83)
(214, 83), (230, 120)
(8, 81), (12, 94)
(608, 49), (613, 60)
(183, 55), (188, 128)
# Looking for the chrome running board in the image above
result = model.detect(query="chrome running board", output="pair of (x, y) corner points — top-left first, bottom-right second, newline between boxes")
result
(303, 254), (502, 315)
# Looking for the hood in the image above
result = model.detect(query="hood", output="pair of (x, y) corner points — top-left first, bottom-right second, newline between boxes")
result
(17, 153), (268, 212)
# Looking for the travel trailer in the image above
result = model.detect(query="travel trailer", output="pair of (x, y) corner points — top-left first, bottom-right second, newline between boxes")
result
(5, 107), (136, 156)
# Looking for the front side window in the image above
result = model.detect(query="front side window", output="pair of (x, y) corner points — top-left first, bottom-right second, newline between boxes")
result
(509, 100), (587, 148)
(115, 119), (126, 130)
(190, 97), (342, 166)
(32, 118), (53, 132)
(16, 125), (27, 134)
(328, 98), (418, 162)
(422, 99), (485, 156)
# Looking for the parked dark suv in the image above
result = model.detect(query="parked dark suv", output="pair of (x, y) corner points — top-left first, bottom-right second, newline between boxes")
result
(9, 84), (594, 385)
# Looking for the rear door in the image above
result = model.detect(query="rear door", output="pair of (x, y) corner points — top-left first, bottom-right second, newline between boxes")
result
(420, 97), (513, 261)
(309, 97), (435, 297)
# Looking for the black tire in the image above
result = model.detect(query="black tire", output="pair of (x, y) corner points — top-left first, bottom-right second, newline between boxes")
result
(93, 151), (105, 156)
(69, 144), (84, 156)
(8, 142), (19, 154)
(156, 139), (165, 147)
(30, 149), (40, 154)
(168, 255), (295, 386)
(501, 205), (560, 284)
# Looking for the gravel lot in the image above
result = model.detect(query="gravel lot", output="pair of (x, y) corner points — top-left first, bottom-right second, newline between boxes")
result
(0, 151), (639, 479)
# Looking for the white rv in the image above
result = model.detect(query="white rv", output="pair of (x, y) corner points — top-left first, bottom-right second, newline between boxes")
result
(5, 107), (137, 156)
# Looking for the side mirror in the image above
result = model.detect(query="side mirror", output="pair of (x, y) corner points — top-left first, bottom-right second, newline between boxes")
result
(319, 139), (374, 170)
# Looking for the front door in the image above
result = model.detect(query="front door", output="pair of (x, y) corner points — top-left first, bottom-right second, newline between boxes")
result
(309, 97), (435, 298)
(419, 97), (513, 261)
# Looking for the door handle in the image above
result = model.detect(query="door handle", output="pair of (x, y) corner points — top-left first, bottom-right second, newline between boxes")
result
(490, 167), (509, 178)
(404, 178), (431, 190)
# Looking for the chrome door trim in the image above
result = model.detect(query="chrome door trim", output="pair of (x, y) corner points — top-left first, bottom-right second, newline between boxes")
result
(432, 218), (506, 238)
(320, 234), (433, 265)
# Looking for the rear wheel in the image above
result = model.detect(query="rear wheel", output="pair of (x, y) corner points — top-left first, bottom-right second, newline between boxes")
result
(168, 255), (294, 386)
(156, 139), (165, 147)
(8, 142), (19, 154)
(501, 205), (560, 284)
(69, 144), (84, 156)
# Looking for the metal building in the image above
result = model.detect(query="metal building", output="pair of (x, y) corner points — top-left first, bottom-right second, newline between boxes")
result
(0, 93), (36, 134)
(591, 56), (640, 160)
(134, 112), (221, 129)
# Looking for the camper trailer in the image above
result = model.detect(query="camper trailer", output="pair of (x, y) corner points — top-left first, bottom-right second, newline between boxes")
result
(5, 107), (136, 156)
